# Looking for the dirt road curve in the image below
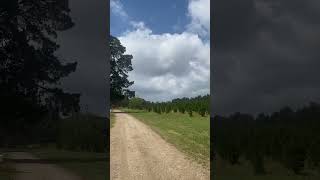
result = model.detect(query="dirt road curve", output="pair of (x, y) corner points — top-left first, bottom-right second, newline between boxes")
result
(110, 111), (210, 180)
(8, 152), (81, 180)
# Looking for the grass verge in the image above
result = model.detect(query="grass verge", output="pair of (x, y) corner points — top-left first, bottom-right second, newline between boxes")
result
(0, 163), (16, 180)
(31, 147), (108, 180)
(110, 113), (115, 128)
(214, 155), (320, 180)
(119, 108), (210, 167)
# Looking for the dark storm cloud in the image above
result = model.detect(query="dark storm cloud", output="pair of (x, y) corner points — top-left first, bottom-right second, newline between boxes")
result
(56, 0), (108, 116)
(212, 0), (320, 115)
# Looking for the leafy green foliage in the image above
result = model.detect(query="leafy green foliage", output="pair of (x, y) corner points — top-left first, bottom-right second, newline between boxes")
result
(57, 113), (107, 152)
(128, 97), (146, 110)
(125, 95), (210, 117)
(0, 0), (79, 146)
(214, 102), (320, 175)
(110, 35), (134, 105)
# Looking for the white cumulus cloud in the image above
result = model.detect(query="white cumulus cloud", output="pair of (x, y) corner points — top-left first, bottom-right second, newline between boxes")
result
(118, 24), (210, 101)
(187, 0), (210, 37)
(110, 0), (128, 19)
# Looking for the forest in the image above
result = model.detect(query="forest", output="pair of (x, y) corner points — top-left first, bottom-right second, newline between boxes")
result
(0, 0), (108, 152)
(214, 102), (320, 175)
(121, 95), (210, 117)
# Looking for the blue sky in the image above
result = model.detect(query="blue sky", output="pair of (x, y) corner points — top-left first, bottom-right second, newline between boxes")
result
(111, 0), (190, 36)
(111, 0), (210, 102)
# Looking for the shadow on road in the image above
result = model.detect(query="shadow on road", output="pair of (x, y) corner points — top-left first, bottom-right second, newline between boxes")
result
(4, 157), (107, 164)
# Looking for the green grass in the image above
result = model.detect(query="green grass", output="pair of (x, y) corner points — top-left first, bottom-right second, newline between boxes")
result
(0, 163), (16, 180)
(57, 114), (107, 152)
(31, 146), (108, 180)
(110, 113), (115, 128)
(214, 156), (320, 180)
(119, 108), (210, 167)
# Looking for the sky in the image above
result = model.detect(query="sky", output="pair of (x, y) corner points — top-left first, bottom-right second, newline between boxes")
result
(54, 0), (320, 116)
(111, 0), (210, 102)
(111, 0), (189, 36)
(211, 0), (320, 115)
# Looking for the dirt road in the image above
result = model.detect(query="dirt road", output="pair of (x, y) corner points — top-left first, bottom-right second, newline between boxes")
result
(8, 152), (81, 180)
(110, 111), (210, 180)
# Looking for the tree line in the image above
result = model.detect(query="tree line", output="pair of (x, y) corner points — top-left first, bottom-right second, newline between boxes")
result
(0, 0), (80, 146)
(122, 95), (210, 117)
(213, 102), (320, 175)
(1, 0), (132, 151)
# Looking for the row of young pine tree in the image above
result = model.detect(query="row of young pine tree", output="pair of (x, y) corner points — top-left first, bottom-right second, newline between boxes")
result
(123, 95), (210, 117)
(213, 102), (320, 175)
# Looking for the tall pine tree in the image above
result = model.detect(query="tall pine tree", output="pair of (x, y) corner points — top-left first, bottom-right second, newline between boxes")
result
(0, 0), (79, 145)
